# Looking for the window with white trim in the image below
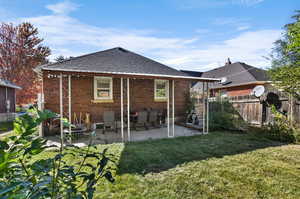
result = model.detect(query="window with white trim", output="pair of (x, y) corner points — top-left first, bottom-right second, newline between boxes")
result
(94, 77), (113, 100)
(154, 79), (168, 101)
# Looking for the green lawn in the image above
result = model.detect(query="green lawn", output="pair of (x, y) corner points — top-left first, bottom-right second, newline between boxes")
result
(35, 132), (300, 199)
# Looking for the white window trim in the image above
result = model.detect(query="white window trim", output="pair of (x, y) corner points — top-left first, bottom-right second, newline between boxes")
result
(154, 79), (168, 101)
(94, 76), (113, 100)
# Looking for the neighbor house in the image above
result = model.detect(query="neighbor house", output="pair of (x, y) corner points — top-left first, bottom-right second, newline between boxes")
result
(36, 47), (218, 142)
(0, 79), (21, 122)
(186, 61), (270, 97)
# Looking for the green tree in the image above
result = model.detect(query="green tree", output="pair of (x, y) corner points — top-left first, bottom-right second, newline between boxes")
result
(269, 11), (300, 100)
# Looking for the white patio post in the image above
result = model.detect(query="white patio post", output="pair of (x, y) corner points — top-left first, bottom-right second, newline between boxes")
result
(68, 75), (72, 143)
(120, 77), (124, 142)
(167, 80), (170, 137)
(127, 78), (130, 141)
(206, 82), (209, 133)
(172, 79), (175, 137)
(38, 72), (44, 137)
(202, 81), (205, 134)
(59, 73), (64, 147)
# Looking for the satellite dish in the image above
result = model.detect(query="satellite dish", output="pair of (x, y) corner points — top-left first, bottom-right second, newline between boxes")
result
(252, 85), (265, 98)
(220, 77), (227, 84)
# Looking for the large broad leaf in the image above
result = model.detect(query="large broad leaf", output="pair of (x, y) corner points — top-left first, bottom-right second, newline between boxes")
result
(24, 138), (47, 155)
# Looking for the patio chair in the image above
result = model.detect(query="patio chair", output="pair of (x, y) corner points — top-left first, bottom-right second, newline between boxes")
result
(103, 111), (117, 134)
(133, 111), (148, 130)
(149, 110), (158, 127)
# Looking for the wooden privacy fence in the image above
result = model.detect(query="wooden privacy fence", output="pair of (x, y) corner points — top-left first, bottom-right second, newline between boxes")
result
(195, 93), (300, 127)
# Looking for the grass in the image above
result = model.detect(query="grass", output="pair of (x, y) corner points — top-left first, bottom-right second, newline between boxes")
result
(33, 131), (300, 199)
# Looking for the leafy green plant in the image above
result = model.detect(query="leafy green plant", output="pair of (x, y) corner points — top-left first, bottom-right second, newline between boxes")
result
(0, 109), (115, 199)
(263, 106), (300, 143)
(209, 99), (248, 132)
(185, 91), (197, 114)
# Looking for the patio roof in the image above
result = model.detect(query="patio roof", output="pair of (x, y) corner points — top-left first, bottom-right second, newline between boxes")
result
(38, 47), (219, 82)
(0, 79), (21, 89)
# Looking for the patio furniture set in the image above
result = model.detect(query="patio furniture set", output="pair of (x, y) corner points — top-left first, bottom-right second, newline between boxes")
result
(99, 109), (167, 133)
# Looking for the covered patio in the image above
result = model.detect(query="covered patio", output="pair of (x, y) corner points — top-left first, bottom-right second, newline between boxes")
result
(37, 48), (219, 146)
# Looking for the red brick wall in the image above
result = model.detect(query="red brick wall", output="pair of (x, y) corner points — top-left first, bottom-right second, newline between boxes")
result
(226, 85), (256, 96)
(43, 75), (190, 123)
(213, 84), (261, 97)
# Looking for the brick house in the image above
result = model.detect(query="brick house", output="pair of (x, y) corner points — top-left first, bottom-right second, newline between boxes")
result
(0, 79), (21, 122)
(186, 61), (270, 97)
(37, 47), (218, 141)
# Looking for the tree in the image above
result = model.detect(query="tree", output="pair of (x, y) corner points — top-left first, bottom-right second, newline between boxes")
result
(54, 55), (69, 62)
(0, 22), (51, 104)
(269, 11), (300, 100)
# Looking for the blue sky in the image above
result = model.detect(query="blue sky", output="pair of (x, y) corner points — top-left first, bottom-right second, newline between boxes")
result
(0, 0), (299, 71)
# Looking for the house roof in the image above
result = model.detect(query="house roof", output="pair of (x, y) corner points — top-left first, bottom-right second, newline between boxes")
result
(39, 47), (219, 81)
(180, 70), (203, 77)
(192, 62), (270, 89)
(0, 79), (21, 89)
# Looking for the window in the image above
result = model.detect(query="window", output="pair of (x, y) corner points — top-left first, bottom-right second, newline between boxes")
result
(154, 79), (168, 101)
(94, 77), (113, 100)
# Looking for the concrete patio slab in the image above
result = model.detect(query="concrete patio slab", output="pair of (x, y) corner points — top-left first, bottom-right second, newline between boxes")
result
(46, 125), (204, 147)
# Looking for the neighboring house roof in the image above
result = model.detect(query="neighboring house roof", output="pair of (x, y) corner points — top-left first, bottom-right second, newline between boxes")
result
(180, 70), (203, 87)
(180, 70), (203, 77)
(192, 62), (269, 90)
(0, 79), (21, 89)
(39, 47), (219, 81)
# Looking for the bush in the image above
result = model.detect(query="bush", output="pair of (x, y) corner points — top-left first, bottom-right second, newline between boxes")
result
(0, 109), (115, 198)
(262, 106), (300, 143)
(209, 100), (248, 132)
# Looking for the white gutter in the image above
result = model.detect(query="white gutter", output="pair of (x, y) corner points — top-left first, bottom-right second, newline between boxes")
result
(41, 68), (220, 82)
(209, 81), (271, 89)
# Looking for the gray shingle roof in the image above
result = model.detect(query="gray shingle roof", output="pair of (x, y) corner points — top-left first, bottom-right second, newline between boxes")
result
(41, 47), (190, 77)
(0, 79), (21, 89)
(193, 62), (269, 89)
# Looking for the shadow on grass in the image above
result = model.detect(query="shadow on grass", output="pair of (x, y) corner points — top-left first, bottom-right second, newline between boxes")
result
(117, 131), (284, 175)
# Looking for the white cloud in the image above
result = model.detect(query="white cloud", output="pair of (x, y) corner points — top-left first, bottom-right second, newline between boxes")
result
(173, 0), (264, 9)
(160, 30), (281, 71)
(195, 29), (210, 34)
(18, 0), (279, 72)
(213, 17), (251, 31)
(237, 25), (250, 31)
(236, 0), (264, 6)
(46, 0), (79, 15)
